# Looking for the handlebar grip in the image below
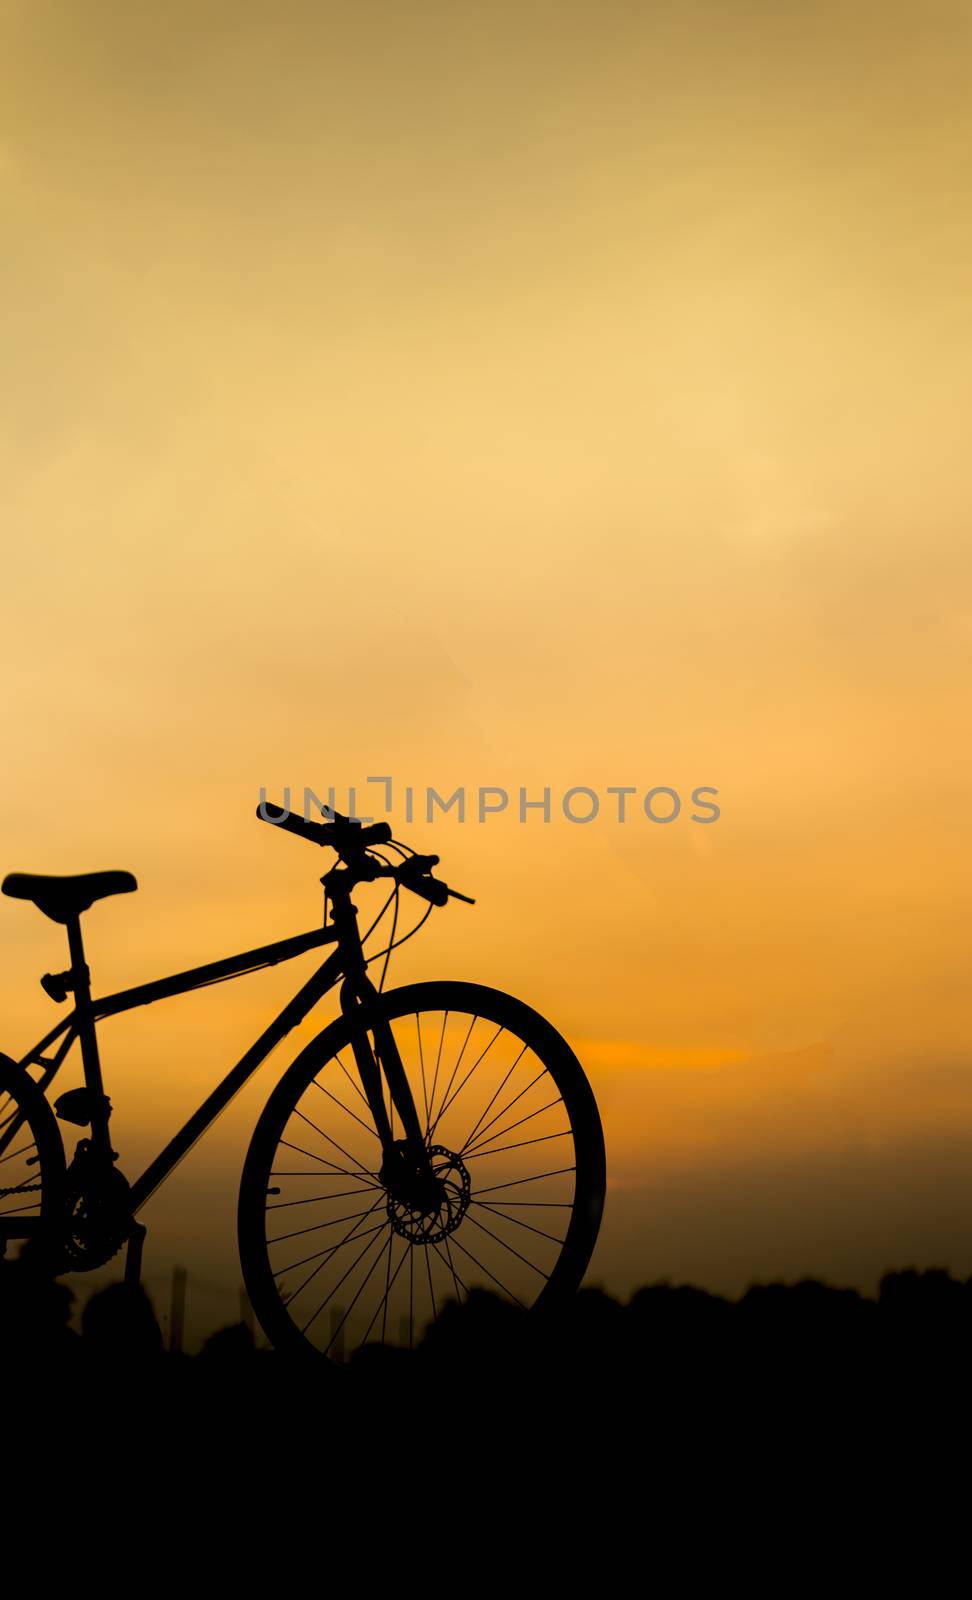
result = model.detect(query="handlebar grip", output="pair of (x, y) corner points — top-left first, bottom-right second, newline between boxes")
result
(256, 804), (333, 845)
(257, 804), (393, 850)
(405, 876), (450, 906)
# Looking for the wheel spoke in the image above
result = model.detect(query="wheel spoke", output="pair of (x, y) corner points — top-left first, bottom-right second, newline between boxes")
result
(429, 1023), (505, 1134)
(462, 1097), (566, 1159)
(271, 1168), (372, 1180)
(416, 1013), (430, 1126)
(268, 1204), (383, 1246)
(0, 1195), (44, 1216)
(474, 1166), (576, 1194)
(282, 1132), (374, 1184)
(0, 1139), (37, 1167)
(321, 1228), (400, 1354)
(429, 1234), (467, 1302)
(276, 1218), (388, 1283)
(309, 1077), (381, 1141)
(333, 1050), (373, 1114)
(458, 1047), (530, 1153)
(268, 1186), (383, 1209)
(425, 1014), (477, 1141)
(462, 1129), (573, 1160)
(293, 1107), (377, 1178)
(300, 1222), (391, 1339)
(276, 1143), (380, 1186)
(276, 1196), (387, 1298)
(447, 1231), (527, 1307)
(362, 1234), (411, 1349)
(381, 1233), (399, 1344)
(425, 1012), (449, 1143)
(461, 1210), (552, 1278)
(469, 1199), (567, 1245)
(0, 1070), (58, 1228)
(425, 1239), (437, 1322)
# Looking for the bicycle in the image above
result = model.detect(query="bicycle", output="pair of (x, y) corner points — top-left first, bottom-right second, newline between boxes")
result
(0, 801), (606, 1361)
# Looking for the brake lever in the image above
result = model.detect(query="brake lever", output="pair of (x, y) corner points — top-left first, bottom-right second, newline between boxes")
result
(396, 856), (474, 905)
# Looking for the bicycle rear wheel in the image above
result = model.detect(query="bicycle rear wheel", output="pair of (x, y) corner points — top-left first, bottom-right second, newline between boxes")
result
(238, 981), (606, 1362)
(0, 1055), (65, 1250)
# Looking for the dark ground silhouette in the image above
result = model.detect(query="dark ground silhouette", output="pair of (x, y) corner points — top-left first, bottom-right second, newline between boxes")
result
(5, 1257), (965, 1547)
(5, 1256), (971, 1423)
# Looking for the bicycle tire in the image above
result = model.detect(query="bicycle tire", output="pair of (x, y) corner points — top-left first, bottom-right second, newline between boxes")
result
(238, 981), (606, 1362)
(0, 1055), (66, 1247)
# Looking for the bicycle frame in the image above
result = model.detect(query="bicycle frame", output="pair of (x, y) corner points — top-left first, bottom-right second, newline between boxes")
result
(0, 903), (415, 1246)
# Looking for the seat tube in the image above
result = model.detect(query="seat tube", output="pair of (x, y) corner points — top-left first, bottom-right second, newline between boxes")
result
(65, 915), (112, 1150)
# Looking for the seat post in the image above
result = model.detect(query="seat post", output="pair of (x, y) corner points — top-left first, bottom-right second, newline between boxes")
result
(65, 914), (112, 1147)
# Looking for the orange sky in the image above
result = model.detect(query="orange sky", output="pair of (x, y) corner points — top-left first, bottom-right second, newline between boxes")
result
(2, 0), (971, 1345)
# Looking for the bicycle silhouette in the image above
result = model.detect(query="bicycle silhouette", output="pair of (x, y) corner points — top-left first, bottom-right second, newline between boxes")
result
(0, 802), (606, 1361)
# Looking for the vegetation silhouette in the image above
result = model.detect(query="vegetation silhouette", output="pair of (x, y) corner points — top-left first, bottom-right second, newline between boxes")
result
(4, 1257), (970, 1525)
(5, 1258), (972, 1395)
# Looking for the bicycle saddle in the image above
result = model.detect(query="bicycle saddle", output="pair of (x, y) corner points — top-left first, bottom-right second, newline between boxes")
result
(1, 871), (137, 923)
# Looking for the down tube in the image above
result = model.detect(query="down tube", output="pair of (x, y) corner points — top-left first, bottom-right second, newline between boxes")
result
(127, 951), (344, 1212)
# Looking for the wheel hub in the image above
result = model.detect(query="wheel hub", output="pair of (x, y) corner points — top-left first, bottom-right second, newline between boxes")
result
(383, 1142), (470, 1244)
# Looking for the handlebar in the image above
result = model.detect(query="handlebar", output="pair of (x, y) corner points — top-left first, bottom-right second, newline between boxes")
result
(257, 802), (392, 850)
(256, 801), (475, 905)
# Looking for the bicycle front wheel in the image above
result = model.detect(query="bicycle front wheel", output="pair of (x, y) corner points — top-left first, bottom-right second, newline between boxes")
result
(238, 981), (606, 1362)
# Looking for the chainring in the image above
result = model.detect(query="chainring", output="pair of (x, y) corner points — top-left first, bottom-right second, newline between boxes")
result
(60, 1152), (133, 1271)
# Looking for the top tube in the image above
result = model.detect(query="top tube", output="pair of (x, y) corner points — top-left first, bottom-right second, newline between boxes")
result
(92, 925), (338, 1023)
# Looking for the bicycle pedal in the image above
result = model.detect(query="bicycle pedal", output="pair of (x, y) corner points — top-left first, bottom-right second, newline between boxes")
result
(54, 1087), (112, 1127)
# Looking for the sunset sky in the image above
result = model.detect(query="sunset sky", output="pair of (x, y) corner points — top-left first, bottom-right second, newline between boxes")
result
(2, 0), (971, 1345)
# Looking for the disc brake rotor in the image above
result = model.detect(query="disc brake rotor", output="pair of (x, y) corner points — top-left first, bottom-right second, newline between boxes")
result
(386, 1144), (471, 1244)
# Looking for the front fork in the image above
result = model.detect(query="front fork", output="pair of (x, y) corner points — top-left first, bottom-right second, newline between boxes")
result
(340, 972), (425, 1156)
(329, 880), (442, 1213)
